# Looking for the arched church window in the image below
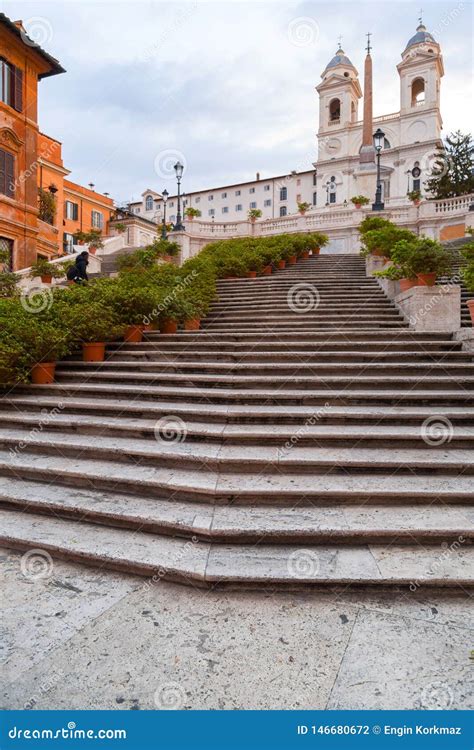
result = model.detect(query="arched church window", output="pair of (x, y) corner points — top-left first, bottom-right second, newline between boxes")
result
(145, 195), (153, 211)
(329, 98), (341, 122)
(411, 78), (425, 106)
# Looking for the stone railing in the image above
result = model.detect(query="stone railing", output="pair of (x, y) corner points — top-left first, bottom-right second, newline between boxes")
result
(15, 252), (102, 292)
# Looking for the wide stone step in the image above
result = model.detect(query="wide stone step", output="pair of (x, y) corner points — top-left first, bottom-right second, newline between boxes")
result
(2, 449), (472, 503)
(2, 411), (474, 448)
(53, 369), (474, 391)
(56, 361), (474, 379)
(1, 477), (471, 544)
(1, 511), (472, 588)
(102, 350), (471, 364)
(15, 382), (474, 405)
(140, 329), (453, 342)
(4, 396), (474, 425)
(109, 341), (462, 354)
(2, 429), (473, 473)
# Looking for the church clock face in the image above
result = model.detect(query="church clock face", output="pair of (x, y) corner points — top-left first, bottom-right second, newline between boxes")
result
(326, 138), (341, 155)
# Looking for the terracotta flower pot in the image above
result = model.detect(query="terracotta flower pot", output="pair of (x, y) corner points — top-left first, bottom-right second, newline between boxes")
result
(413, 200), (421, 206)
(142, 322), (158, 332)
(300, 251), (310, 260)
(371, 248), (385, 257)
(467, 299), (474, 325)
(277, 260), (286, 270)
(246, 271), (257, 278)
(83, 342), (105, 362)
(262, 265), (272, 276)
(416, 272), (437, 287)
(31, 362), (56, 384)
(288, 255), (297, 265)
(399, 278), (419, 292)
(41, 274), (52, 284)
(313, 247), (320, 255)
(124, 325), (143, 343)
(184, 318), (201, 331)
(162, 254), (172, 262)
(160, 318), (178, 334)
(89, 247), (97, 255)
(355, 204), (362, 209)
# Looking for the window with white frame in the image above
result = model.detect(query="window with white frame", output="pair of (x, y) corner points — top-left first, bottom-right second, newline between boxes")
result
(312, 192), (317, 206)
(221, 192), (227, 198)
(209, 208), (215, 216)
(65, 200), (79, 221)
(222, 206), (229, 214)
(91, 210), (103, 229)
(145, 195), (153, 211)
(279, 187), (287, 201)
(236, 204), (242, 211)
(280, 206), (287, 217)
(264, 185), (270, 191)
(249, 187), (255, 194)
(249, 201), (257, 209)
(264, 199), (271, 207)
(208, 195), (214, 201)
(63, 232), (74, 253)
(235, 190), (241, 196)
(195, 196), (200, 203)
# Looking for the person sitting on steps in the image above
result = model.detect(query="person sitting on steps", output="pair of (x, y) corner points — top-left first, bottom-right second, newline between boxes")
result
(66, 251), (89, 285)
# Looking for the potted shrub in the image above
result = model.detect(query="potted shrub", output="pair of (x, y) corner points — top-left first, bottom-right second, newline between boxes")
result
(310, 232), (329, 255)
(248, 208), (262, 223)
(350, 195), (370, 209)
(409, 238), (452, 286)
(408, 189), (422, 206)
(374, 263), (418, 291)
(184, 207), (202, 221)
(59, 301), (124, 362)
(154, 239), (181, 263)
(297, 201), (310, 216)
(8, 316), (72, 384)
(73, 231), (87, 246)
(108, 281), (159, 343)
(114, 223), (127, 234)
(29, 258), (65, 284)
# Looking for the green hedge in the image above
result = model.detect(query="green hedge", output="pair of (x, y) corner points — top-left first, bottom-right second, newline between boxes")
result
(0, 232), (328, 386)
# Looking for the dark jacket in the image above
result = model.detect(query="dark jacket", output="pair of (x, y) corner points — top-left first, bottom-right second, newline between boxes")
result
(67, 253), (89, 281)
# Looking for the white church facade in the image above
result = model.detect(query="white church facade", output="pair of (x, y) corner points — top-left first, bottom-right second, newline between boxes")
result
(130, 21), (445, 225)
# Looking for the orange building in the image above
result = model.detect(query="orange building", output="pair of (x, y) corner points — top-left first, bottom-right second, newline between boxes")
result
(0, 13), (114, 269)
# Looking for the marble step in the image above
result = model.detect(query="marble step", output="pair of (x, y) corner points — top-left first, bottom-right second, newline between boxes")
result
(56, 361), (474, 377)
(4, 396), (474, 425)
(1, 449), (473, 504)
(53, 369), (474, 391)
(103, 350), (471, 364)
(1, 411), (474, 447)
(1, 429), (473, 473)
(1, 477), (471, 544)
(14, 382), (474, 405)
(1, 510), (472, 588)
(139, 330), (453, 342)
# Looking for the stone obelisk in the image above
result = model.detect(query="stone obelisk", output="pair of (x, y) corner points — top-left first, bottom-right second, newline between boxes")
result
(354, 33), (377, 197)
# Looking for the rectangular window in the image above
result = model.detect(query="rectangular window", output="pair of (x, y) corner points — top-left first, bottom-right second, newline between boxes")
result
(413, 178), (421, 192)
(134, 207), (140, 214)
(208, 195), (214, 201)
(297, 179), (301, 186)
(169, 201), (174, 208)
(296, 194), (301, 202)
(65, 200), (79, 220)
(249, 201), (257, 209)
(0, 60), (22, 111)
(280, 206), (287, 217)
(222, 207), (229, 214)
(264, 185), (270, 191)
(264, 199), (271, 207)
(91, 210), (103, 229)
(249, 187), (255, 194)
(235, 204), (242, 211)
(0, 148), (15, 198)
(329, 193), (336, 204)
(312, 192), (317, 206)
(313, 172), (317, 186)
(63, 232), (74, 253)
(235, 190), (241, 196)
(195, 196), (200, 203)
(208, 208), (215, 216)
(221, 192), (227, 198)
(279, 187), (287, 201)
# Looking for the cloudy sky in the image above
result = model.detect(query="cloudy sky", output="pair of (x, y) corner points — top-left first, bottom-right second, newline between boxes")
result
(4, 0), (472, 204)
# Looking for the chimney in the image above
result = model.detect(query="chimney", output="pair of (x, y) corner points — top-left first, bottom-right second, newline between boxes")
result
(256, 172), (260, 181)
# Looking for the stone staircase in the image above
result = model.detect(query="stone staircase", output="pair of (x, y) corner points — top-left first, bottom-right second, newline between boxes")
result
(1, 253), (473, 589)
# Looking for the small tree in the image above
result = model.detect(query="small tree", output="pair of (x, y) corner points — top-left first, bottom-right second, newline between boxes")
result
(38, 188), (56, 225)
(425, 131), (474, 199)
(248, 208), (262, 222)
(297, 201), (310, 214)
(185, 207), (201, 219)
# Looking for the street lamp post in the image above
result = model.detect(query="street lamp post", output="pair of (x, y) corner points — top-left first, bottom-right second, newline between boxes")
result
(172, 161), (185, 231)
(161, 189), (169, 240)
(372, 127), (385, 211)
